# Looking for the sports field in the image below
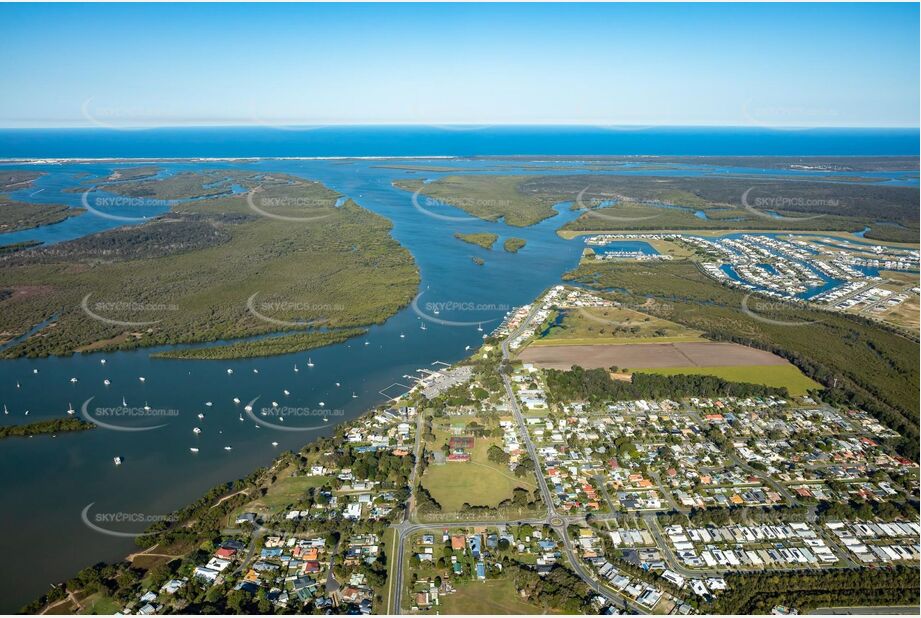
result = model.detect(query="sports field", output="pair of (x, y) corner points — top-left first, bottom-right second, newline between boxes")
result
(420, 428), (537, 513)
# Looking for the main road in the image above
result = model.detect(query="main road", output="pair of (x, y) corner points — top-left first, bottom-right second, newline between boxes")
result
(389, 297), (648, 614)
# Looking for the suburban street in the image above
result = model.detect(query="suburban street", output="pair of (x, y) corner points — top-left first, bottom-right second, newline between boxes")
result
(388, 299), (646, 614)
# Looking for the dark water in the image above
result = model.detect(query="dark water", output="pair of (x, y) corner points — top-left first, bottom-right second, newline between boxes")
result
(0, 135), (916, 610)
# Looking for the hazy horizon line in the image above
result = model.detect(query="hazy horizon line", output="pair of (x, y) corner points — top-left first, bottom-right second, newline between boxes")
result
(1, 122), (918, 131)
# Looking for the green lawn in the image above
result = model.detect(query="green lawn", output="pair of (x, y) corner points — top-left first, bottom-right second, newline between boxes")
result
(420, 431), (537, 513)
(80, 592), (121, 615)
(438, 578), (567, 614)
(637, 364), (821, 396)
(243, 473), (331, 516)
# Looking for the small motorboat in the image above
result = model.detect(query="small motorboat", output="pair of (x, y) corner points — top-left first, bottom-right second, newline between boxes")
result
(193, 427), (202, 434)
(189, 447), (199, 453)
(271, 441), (278, 447)
(233, 397), (241, 404)
(113, 456), (123, 465)
(100, 359), (106, 364)
(205, 401), (213, 407)
(103, 378), (111, 386)
(283, 389), (290, 396)
(224, 446), (232, 451)
(227, 368), (233, 375)
(138, 376), (146, 383)
(197, 413), (205, 420)
(69, 377), (78, 383)
(67, 403), (75, 415)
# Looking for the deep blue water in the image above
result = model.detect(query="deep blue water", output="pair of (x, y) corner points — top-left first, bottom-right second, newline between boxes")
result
(1, 125), (918, 158)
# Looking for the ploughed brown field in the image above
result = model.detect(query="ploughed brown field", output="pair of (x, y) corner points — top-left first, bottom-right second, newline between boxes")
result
(517, 341), (788, 370)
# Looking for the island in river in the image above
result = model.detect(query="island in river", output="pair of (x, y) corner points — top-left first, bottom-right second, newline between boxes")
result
(0, 170), (420, 358)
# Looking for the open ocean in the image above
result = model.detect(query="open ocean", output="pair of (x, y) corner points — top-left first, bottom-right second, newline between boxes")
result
(0, 125), (918, 159)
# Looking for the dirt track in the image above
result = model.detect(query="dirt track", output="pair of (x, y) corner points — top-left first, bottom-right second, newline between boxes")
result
(517, 341), (788, 370)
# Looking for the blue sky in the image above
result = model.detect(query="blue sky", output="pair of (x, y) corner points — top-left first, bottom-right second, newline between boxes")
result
(0, 2), (918, 127)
